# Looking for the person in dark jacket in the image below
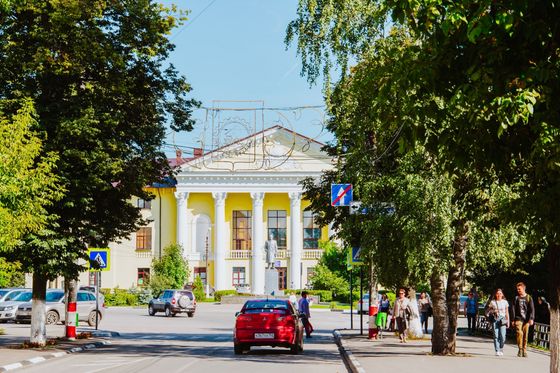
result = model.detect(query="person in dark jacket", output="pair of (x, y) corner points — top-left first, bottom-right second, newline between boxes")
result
(512, 282), (535, 357)
(535, 296), (550, 325)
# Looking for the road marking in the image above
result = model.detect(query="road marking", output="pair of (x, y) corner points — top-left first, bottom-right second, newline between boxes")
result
(82, 356), (153, 373)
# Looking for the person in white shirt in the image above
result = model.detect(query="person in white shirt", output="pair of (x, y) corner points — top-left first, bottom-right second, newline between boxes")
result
(488, 288), (510, 356)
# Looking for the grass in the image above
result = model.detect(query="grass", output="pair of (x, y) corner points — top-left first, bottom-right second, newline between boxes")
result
(311, 302), (352, 310)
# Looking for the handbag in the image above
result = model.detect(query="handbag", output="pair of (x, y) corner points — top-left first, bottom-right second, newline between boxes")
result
(485, 300), (498, 324)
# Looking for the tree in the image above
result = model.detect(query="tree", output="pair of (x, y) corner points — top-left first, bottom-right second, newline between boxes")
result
(149, 244), (190, 296)
(0, 258), (24, 288)
(291, 22), (526, 354)
(0, 100), (62, 251)
(0, 1), (198, 345)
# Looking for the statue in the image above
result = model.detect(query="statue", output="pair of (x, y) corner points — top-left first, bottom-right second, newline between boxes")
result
(264, 233), (278, 269)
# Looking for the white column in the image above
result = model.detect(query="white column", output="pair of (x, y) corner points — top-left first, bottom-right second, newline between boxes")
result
(212, 192), (228, 291)
(174, 191), (189, 257)
(289, 192), (303, 290)
(251, 192), (265, 295)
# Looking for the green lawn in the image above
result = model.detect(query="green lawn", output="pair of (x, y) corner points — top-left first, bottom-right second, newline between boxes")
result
(311, 302), (352, 310)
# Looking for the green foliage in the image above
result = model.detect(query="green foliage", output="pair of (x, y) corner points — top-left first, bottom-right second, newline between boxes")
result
(214, 290), (237, 302)
(0, 0), (198, 283)
(149, 244), (190, 296)
(0, 258), (24, 287)
(309, 264), (348, 299)
(0, 100), (62, 251)
(101, 287), (152, 306)
(284, 289), (333, 303)
(192, 276), (205, 302)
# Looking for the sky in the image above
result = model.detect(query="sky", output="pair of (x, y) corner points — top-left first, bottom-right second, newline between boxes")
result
(160, 0), (331, 158)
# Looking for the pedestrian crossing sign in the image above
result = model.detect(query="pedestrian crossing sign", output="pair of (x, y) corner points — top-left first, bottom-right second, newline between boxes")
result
(88, 248), (110, 271)
(347, 246), (363, 267)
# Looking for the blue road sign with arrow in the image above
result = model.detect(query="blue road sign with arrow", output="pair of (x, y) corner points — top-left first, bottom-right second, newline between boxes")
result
(331, 184), (353, 206)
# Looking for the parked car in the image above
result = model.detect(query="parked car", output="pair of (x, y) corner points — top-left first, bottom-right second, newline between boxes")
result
(148, 289), (196, 317)
(358, 293), (371, 314)
(0, 290), (32, 323)
(15, 289), (106, 326)
(233, 298), (304, 355)
(0, 288), (28, 303)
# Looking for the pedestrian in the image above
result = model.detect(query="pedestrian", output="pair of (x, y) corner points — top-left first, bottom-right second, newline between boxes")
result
(487, 288), (509, 356)
(535, 296), (550, 325)
(376, 293), (391, 330)
(393, 288), (411, 343)
(298, 291), (313, 338)
(464, 291), (478, 335)
(512, 282), (535, 357)
(418, 292), (430, 334)
(289, 293), (298, 311)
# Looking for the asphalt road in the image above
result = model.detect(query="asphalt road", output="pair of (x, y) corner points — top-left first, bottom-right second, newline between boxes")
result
(11, 303), (356, 373)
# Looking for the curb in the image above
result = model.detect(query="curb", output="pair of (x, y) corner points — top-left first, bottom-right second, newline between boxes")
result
(333, 330), (366, 373)
(0, 340), (111, 372)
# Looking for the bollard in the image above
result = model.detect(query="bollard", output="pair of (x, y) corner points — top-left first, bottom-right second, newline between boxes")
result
(66, 301), (77, 340)
(368, 304), (379, 339)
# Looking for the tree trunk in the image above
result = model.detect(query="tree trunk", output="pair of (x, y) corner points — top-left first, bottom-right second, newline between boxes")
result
(549, 245), (560, 373)
(65, 278), (77, 339)
(430, 270), (451, 354)
(445, 220), (468, 354)
(30, 272), (47, 346)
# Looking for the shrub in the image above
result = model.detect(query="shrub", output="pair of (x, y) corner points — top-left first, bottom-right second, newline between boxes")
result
(214, 290), (236, 302)
(284, 289), (333, 303)
(193, 276), (205, 301)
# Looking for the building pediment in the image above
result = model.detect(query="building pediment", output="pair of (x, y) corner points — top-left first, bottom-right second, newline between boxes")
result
(178, 126), (334, 174)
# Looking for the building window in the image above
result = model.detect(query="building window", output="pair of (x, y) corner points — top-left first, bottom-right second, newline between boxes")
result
(137, 198), (152, 209)
(277, 267), (287, 290)
(303, 211), (321, 249)
(233, 210), (252, 250)
(137, 268), (150, 286)
(136, 227), (152, 251)
(232, 267), (246, 286)
(267, 210), (287, 249)
(194, 267), (207, 285)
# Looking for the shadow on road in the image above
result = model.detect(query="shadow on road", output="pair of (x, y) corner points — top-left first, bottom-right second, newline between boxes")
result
(76, 330), (341, 366)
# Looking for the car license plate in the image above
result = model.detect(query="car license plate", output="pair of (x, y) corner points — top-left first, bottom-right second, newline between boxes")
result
(254, 333), (274, 339)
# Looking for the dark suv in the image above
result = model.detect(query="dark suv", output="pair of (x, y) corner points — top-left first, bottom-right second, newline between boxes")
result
(148, 289), (196, 317)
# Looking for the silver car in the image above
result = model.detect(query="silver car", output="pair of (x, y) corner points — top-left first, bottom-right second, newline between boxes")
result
(0, 290), (32, 322)
(0, 288), (28, 303)
(15, 289), (106, 326)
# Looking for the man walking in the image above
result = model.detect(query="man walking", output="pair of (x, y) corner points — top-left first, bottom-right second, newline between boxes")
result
(298, 291), (313, 338)
(512, 282), (535, 357)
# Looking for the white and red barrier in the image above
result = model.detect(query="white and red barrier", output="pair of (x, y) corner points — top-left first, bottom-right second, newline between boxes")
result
(66, 301), (77, 340)
(368, 304), (378, 339)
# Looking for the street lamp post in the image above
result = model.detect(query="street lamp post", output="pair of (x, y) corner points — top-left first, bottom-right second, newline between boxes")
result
(205, 227), (211, 299)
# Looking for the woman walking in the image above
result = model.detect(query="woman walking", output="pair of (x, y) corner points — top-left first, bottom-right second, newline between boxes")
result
(393, 288), (411, 343)
(488, 288), (510, 356)
(418, 292), (430, 334)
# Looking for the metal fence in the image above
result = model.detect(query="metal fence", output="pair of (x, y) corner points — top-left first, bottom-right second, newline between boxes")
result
(476, 315), (550, 349)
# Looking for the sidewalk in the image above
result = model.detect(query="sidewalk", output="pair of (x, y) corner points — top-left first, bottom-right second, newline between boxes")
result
(336, 329), (550, 373)
(0, 328), (114, 372)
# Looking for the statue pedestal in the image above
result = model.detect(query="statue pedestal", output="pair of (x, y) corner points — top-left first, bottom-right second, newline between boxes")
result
(264, 268), (279, 295)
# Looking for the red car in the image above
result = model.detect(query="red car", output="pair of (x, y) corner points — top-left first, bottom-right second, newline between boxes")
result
(233, 299), (304, 355)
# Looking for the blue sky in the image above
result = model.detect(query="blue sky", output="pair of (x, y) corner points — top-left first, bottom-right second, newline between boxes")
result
(160, 0), (330, 157)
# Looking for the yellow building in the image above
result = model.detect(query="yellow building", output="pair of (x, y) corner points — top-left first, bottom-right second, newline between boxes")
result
(79, 125), (334, 294)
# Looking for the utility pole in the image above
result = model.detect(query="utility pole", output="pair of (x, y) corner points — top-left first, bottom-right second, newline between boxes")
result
(205, 227), (211, 299)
